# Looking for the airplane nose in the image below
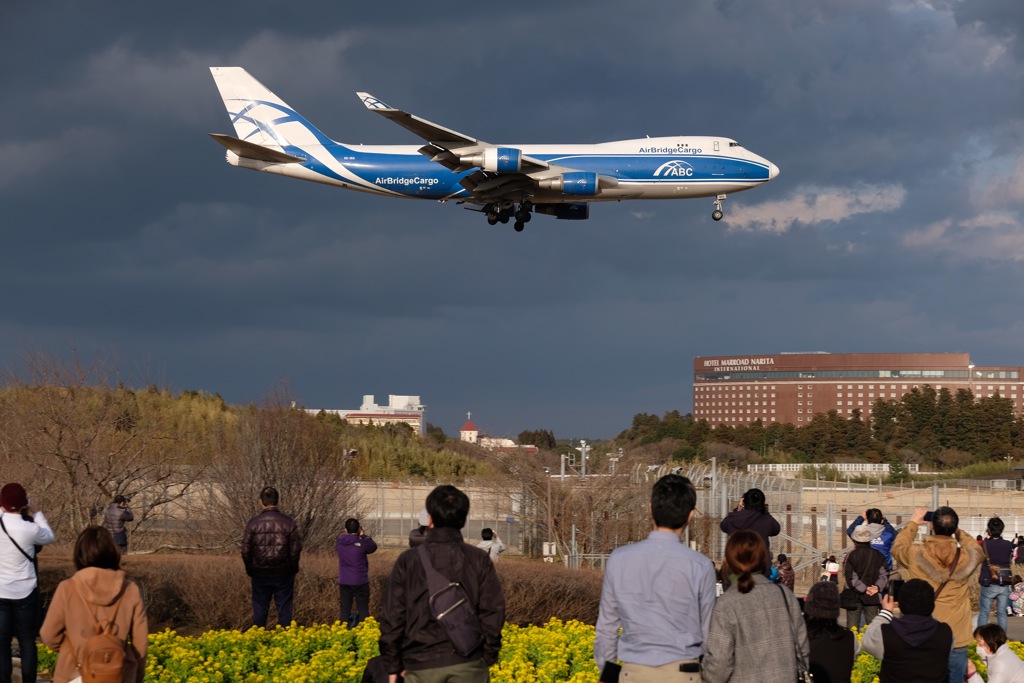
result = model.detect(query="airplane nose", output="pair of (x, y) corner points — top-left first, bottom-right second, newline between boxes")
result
(769, 162), (780, 180)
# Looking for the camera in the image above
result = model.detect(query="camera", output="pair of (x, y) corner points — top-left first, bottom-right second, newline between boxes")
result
(923, 511), (934, 522)
(887, 579), (905, 602)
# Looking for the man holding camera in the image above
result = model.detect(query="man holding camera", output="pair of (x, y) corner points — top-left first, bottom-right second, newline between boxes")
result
(104, 494), (134, 555)
(892, 506), (984, 683)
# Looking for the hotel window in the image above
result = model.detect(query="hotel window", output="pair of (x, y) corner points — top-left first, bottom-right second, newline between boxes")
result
(858, 385), (863, 389)
(902, 385), (908, 389)
(798, 393), (803, 397)
(847, 393), (853, 397)
(798, 409), (803, 414)
(798, 417), (803, 422)
(808, 401), (813, 405)
(798, 401), (803, 405)
(869, 385), (875, 389)
(869, 393), (874, 398)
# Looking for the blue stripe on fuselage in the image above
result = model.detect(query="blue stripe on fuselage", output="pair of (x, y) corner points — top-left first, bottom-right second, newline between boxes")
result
(296, 144), (768, 199)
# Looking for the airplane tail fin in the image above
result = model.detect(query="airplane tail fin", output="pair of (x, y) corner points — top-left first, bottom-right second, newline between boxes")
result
(209, 66), (332, 151)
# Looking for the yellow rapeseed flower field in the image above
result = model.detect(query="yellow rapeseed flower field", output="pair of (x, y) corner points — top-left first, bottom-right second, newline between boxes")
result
(37, 619), (1016, 682)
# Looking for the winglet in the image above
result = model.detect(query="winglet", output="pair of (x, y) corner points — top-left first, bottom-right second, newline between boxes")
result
(357, 92), (396, 111)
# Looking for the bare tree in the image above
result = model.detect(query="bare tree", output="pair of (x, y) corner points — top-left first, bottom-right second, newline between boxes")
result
(200, 386), (363, 552)
(0, 352), (205, 542)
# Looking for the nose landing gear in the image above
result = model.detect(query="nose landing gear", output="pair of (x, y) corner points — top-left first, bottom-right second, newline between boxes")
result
(712, 194), (727, 221)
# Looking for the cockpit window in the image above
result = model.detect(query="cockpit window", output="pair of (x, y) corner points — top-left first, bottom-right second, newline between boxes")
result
(729, 142), (741, 147)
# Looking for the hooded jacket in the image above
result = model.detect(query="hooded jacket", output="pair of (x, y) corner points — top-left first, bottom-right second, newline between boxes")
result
(861, 609), (952, 683)
(720, 507), (781, 559)
(891, 522), (984, 647)
(40, 567), (148, 683)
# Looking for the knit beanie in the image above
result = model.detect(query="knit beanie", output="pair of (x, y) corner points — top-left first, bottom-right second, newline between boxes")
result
(898, 579), (935, 616)
(804, 581), (841, 620)
(0, 483), (28, 512)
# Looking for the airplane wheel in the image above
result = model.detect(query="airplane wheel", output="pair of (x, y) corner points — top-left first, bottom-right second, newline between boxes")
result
(487, 215), (498, 225)
(513, 221), (525, 232)
(499, 214), (510, 224)
(515, 210), (532, 223)
(712, 210), (724, 221)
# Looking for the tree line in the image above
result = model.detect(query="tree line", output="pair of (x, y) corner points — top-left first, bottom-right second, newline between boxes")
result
(619, 385), (1024, 469)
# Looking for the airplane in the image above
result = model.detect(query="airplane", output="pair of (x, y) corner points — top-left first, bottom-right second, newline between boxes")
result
(208, 67), (780, 232)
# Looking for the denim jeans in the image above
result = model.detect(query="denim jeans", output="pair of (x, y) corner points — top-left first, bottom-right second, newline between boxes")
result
(0, 588), (40, 683)
(251, 574), (295, 628)
(978, 583), (1011, 631)
(948, 646), (968, 683)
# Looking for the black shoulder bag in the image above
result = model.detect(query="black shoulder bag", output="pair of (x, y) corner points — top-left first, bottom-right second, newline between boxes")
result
(416, 544), (484, 657)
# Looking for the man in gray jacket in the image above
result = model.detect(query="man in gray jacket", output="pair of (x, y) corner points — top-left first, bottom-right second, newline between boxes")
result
(103, 494), (133, 554)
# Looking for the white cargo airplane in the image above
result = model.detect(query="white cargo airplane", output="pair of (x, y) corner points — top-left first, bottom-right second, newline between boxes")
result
(208, 67), (780, 231)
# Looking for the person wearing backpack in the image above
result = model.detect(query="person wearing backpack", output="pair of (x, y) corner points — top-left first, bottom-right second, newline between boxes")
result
(40, 526), (147, 683)
(378, 485), (505, 683)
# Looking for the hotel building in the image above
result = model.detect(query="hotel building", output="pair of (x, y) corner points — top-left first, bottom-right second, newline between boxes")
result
(693, 352), (1023, 426)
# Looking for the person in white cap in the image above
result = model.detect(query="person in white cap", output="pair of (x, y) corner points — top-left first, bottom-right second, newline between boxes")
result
(844, 524), (889, 628)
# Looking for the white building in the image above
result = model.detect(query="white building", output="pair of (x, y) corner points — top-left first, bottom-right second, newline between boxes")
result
(309, 395), (426, 435)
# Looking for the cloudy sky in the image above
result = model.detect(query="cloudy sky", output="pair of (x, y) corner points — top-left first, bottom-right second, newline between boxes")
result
(3, 1), (1023, 440)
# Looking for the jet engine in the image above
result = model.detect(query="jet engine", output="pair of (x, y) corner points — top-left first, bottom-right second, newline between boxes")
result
(536, 171), (607, 196)
(459, 147), (522, 173)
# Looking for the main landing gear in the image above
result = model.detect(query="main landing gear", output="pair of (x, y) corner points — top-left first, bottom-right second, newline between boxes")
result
(485, 202), (533, 232)
(712, 194), (727, 221)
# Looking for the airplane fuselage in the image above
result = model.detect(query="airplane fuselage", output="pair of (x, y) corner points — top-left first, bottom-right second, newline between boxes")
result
(226, 136), (776, 204)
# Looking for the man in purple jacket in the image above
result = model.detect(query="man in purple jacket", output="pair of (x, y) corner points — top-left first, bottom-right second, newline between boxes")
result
(337, 517), (377, 627)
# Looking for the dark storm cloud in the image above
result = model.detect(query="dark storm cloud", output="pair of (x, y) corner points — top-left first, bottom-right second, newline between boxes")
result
(2, 0), (1023, 438)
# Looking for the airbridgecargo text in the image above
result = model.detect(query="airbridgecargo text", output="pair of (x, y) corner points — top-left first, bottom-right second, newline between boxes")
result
(376, 177), (440, 186)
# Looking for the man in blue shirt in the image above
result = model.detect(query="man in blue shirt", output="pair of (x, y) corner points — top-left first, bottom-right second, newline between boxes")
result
(594, 474), (717, 682)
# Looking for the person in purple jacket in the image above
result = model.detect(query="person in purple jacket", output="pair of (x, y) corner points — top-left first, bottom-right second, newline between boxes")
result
(720, 488), (781, 567)
(336, 517), (377, 627)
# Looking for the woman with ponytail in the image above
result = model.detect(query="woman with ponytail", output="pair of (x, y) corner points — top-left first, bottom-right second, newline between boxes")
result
(702, 530), (809, 683)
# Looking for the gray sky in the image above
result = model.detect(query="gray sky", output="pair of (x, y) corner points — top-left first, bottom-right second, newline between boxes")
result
(2, 1), (1023, 439)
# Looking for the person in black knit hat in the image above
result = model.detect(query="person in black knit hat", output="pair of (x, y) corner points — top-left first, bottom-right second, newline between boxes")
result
(804, 581), (858, 683)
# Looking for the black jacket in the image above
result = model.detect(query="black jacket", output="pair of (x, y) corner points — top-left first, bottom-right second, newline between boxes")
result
(241, 507), (302, 577)
(378, 527), (505, 674)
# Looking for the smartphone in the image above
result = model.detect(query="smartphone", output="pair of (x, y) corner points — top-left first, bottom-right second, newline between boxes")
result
(887, 579), (905, 602)
(923, 511), (934, 522)
(680, 662), (701, 673)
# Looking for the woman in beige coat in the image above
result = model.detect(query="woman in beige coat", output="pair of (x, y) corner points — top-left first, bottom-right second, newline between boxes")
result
(40, 526), (147, 683)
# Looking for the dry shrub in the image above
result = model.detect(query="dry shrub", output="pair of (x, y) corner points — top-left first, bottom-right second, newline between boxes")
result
(40, 550), (602, 633)
(496, 560), (602, 625)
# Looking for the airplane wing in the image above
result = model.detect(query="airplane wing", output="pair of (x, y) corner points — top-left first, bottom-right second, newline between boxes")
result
(357, 92), (550, 175)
